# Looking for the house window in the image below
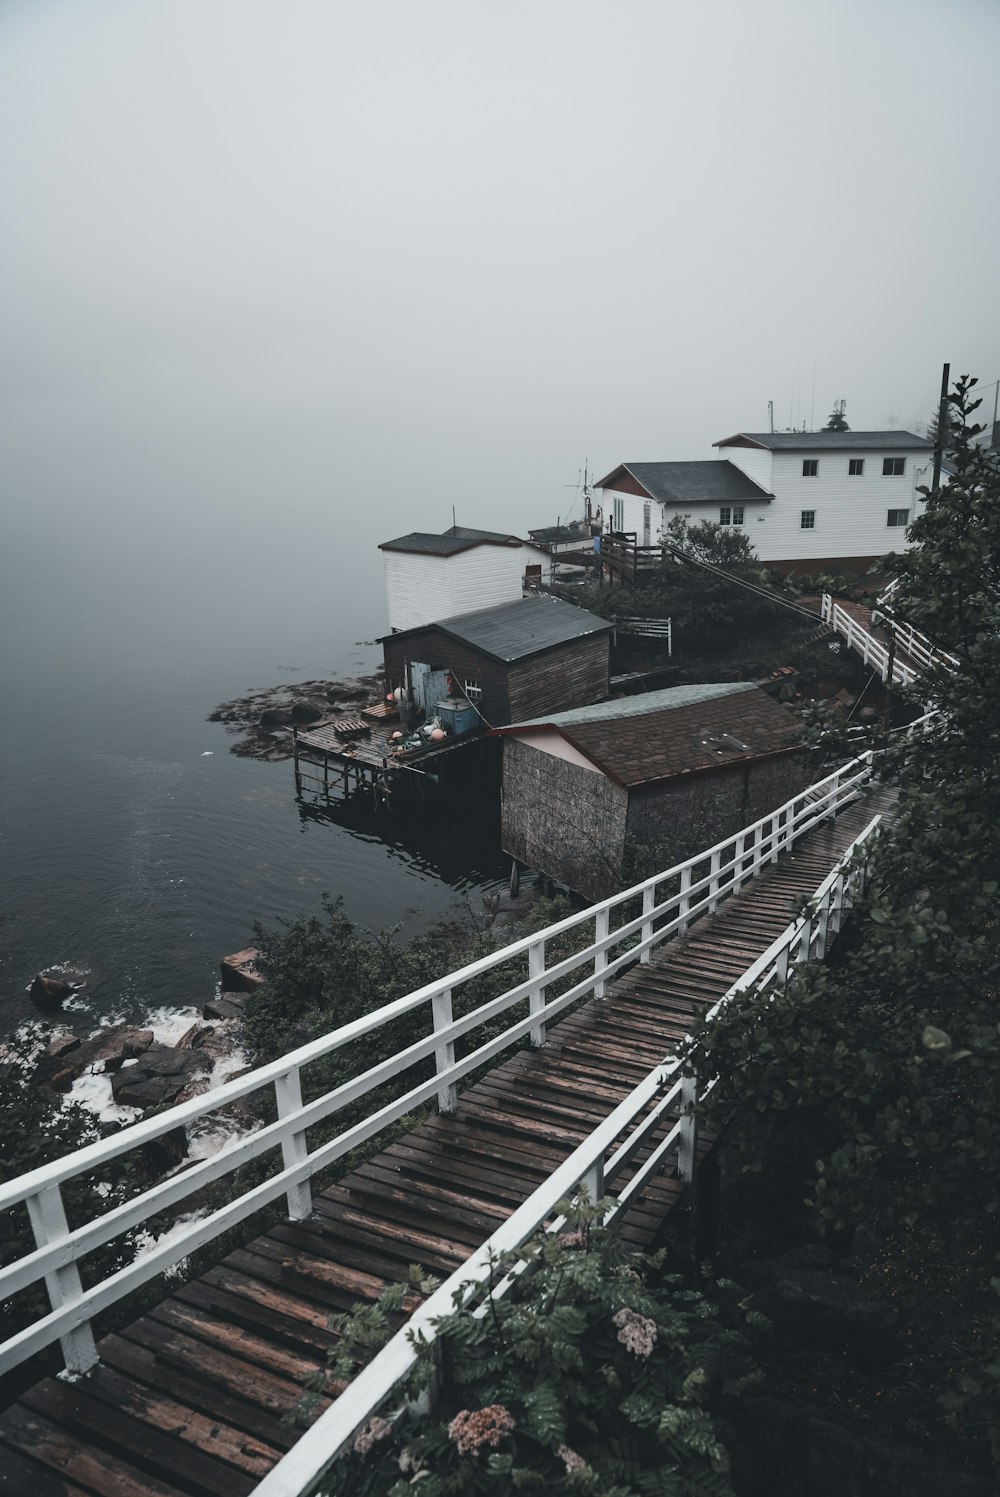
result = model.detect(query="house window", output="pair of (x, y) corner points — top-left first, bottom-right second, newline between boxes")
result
(719, 505), (744, 526)
(612, 496), (624, 531)
(849, 458), (865, 476)
(463, 679), (483, 701)
(883, 457), (905, 476)
(802, 459), (818, 476)
(886, 509), (910, 528)
(801, 510), (816, 530)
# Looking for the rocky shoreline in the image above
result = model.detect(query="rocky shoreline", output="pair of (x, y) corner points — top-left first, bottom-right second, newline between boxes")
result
(208, 671), (383, 760)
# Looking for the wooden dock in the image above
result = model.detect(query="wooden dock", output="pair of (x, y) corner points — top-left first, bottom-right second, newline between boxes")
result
(0, 789), (893, 1496)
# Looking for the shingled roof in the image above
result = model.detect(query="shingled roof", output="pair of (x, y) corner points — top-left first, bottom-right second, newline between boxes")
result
(714, 430), (932, 452)
(595, 461), (772, 504)
(496, 681), (803, 788)
(381, 594), (612, 664)
(379, 525), (522, 557)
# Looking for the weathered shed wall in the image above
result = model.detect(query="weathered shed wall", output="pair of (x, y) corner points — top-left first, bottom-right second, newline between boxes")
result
(383, 630), (513, 724)
(624, 753), (814, 873)
(501, 738), (628, 902)
(506, 635), (610, 722)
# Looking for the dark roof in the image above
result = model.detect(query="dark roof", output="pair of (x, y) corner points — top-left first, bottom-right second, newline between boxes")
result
(379, 525), (521, 557)
(528, 524), (591, 544)
(595, 461), (772, 504)
(496, 682), (803, 788)
(714, 430), (933, 452)
(382, 594), (612, 664)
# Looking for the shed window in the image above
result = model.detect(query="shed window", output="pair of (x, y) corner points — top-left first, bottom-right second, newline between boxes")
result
(883, 457), (905, 476)
(719, 506), (744, 526)
(612, 497), (624, 530)
(463, 679), (483, 701)
(886, 509), (910, 528)
(802, 459), (819, 476)
(801, 510), (816, 530)
(849, 458), (865, 476)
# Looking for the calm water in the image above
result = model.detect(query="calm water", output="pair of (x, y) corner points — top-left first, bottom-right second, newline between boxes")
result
(0, 488), (507, 1033)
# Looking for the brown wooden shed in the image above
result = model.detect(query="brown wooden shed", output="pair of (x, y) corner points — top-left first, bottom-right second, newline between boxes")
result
(381, 595), (612, 730)
(494, 681), (812, 901)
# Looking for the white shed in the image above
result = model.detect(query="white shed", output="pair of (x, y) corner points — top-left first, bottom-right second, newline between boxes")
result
(379, 526), (551, 632)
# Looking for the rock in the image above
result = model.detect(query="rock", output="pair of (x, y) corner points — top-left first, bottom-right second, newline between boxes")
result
(259, 705), (293, 726)
(731, 1395), (995, 1497)
(110, 1045), (208, 1109)
(29, 973), (76, 1011)
(139, 1125), (189, 1177)
(70, 1026), (155, 1075)
(218, 949), (263, 993)
(48, 1033), (81, 1061)
(290, 698), (327, 724)
(203, 995), (247, 1022)
(176, 1022), (217, 1049)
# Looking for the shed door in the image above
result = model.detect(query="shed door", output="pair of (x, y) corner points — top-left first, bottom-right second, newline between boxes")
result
(642, 501), (652, 546)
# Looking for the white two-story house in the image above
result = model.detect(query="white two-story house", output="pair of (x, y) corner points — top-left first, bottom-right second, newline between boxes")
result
(597, 430), (935, 573)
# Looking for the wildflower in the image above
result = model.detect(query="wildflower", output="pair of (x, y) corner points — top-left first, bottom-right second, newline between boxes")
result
(353, 1416), (391, 1455)
(613, 1307), (657, 1358)
(448, 1404), (516, 1455)
(557, 1229), (587, 1250)
(557, 1443), (587, 1473)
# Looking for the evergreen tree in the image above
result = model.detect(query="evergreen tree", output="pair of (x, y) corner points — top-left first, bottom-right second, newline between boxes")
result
(822, 400), (850, 432)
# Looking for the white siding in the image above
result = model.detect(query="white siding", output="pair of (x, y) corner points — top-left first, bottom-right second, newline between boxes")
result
(445, 546), (528, 617)
(601, 487), (649, 535)
(753, 448), (932, 564)
(718, 445), (773, 491)
(659, 501), (768, 544)
(383, 552), (451, 632)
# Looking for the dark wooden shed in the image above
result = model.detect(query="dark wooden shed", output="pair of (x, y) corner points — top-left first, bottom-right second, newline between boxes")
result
(495, 681), (812, 901)
(381, 595), (612, 729)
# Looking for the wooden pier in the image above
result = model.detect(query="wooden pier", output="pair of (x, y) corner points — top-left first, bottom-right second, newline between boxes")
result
(0, 787), (893, 1496)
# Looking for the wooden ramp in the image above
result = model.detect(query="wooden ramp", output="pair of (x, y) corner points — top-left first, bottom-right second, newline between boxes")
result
(0, 790), (893, 1497)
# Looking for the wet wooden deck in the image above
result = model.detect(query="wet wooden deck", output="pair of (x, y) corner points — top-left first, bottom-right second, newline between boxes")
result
(0, 789), (893, 1496)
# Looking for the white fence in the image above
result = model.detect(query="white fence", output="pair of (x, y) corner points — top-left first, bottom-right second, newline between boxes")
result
(253, 813), (883, 1497)
(821, 592), (959, 685)
(0, 752), (877, 1386)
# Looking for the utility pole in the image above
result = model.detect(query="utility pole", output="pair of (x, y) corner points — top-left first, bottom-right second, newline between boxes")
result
(932, 361), (950, 491)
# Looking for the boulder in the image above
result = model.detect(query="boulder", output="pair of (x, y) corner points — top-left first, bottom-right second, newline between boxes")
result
(70, 1026), (155, 1075)
(110, 1045), (207, 1109)
(290, 698), (327, 724)
(29, 973), (76, 1011)
(176, 1022), (217, 1049)
(139, 1125), (189, 1177)
(203, 994), (247, 1022)
(218, 949), (263, 993)
(259, 705), (293, 726)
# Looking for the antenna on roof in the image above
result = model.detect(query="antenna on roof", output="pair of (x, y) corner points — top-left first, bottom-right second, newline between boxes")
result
(452, 505), (457, 528)
(768, 400), (774, 434)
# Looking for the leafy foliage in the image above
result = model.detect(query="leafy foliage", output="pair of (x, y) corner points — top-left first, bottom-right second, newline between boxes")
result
(687, 375), (1000, 1473)
(307, 1198), (762, 1497)
(822, 402), (850, 432)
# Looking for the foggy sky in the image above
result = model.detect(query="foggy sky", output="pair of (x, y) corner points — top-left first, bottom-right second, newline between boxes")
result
(2, 0), (999, 549)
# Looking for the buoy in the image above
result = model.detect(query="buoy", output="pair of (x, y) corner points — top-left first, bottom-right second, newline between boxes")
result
(386, 692), (394, 702)
(430, 728), (446, 741)
(391, 730), (403, 740)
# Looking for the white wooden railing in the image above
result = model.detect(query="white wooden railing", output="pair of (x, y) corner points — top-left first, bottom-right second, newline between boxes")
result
(822, 591), (960, 685)
(0, 752), (877, 1385)
(252, 813), (883, 1497)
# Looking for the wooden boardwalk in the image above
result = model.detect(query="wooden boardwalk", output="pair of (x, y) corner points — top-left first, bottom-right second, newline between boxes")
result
(0, 789), (893, 1497)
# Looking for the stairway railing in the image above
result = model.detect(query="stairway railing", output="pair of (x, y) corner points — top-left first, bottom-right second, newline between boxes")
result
(0, 752), (877, 1382)
(251, 813), (884, 1497)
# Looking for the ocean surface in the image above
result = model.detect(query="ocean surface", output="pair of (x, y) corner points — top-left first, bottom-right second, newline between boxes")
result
(0, 485), (508, 1036)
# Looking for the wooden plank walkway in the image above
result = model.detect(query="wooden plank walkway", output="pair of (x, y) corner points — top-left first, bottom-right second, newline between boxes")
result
(0, 789), (894, 1497)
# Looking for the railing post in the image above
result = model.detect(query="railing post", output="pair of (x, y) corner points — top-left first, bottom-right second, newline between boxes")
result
(431, 987), (458, 1113)
(733, 833), (746, 892)
(768, 812), (780, 864)
(640, 882), (656, 962)
(594, 908), (609, 998)
(26, 1184), (99, 1377)
(708, 849), (722, 913)
(580, 1155), (605, 1205)
(813, 891), (831, 960)
(775, 942), (791, 989)
(677, 1076), (698, 1186)
(274, 1067), (312, 1220)
(828, 871), (845, 934)
(527, 939), (547, 1046)
(678, 865), (692, 932)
